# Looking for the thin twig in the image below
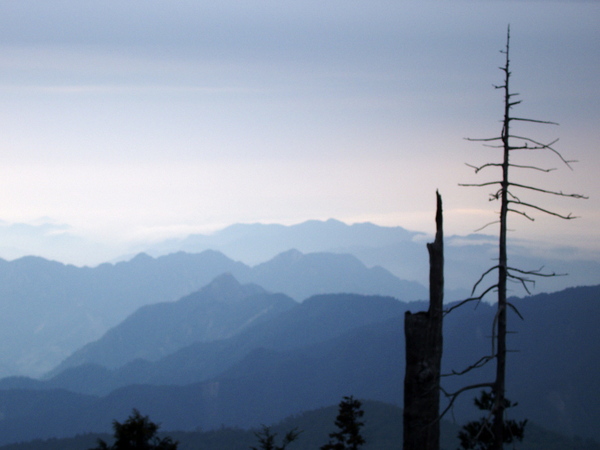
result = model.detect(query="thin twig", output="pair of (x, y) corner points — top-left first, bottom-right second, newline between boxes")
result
(506, 302), (524, 321)
(507, 182), (588, 199)
(442, 354), (494, 377)
(507, 201), (579, 219)
(473, 220), (501, 233)
(509, 117), (559, 126)
(439, 383), (494, 421)
(509, 163), (556, 173)
(471, 266), (500, 296)
(444, 283), (498, 316)
(507, 265), (567, 278)
(459, 181), (502, 188)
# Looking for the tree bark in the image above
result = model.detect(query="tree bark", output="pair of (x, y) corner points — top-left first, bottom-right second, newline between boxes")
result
(403, 191), (444, 450)
(492, 31), (511, 449)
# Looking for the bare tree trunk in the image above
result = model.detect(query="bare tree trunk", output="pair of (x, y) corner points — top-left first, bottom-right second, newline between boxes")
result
(492, 41), (511, 449)
(457, 26), (586, 450)
(403, 191), (444, 450)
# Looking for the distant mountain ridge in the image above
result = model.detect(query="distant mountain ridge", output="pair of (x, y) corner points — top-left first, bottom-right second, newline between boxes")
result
(0, 250), (247, 378)
(0, 218), (594, 379)
(1, 218), (597, 295)
(0, 248), (425, 378)
(244, 248), (427, 302)
(145, 219), (600, 295)
(146, 218), (421, 265)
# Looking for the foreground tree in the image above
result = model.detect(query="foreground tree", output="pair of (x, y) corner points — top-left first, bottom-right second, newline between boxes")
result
(458, 391), (527, 450)
(90, 409), (178, 450)
(403, 191), (444, 450)
(449, 27), (587, 449)
(321, 396), (366, 450)
(250, 425), (301, 450)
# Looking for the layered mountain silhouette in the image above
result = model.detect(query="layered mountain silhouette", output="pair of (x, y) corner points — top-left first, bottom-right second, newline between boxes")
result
(1, 218), (597, 380)
(47, 274), (297, 375)
(0, 282), (597, 446)
(243, 248), (427, 302)
(0, 251), (247, 378)
(146, 219), (600, 295)
(146, 219), (422, 266)
(0, 249), (425, 378)
(37, 288), (407, 394)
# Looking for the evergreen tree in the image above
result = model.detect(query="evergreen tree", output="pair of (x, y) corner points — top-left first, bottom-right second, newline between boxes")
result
(250, 425), (301, 450)
(458, 391), (527, 450)
(89, 409), (178, 450)
(321, 396), (365, 450)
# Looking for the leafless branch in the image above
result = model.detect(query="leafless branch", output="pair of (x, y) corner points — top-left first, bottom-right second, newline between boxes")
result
(508, 182), (588, 199)
(507, 266), (567, 278)
(509, 163), (556, 173)
(472, 412), (496, 445)
(473, 220), (500, 232)
(439, 383), (495, 421)
(444, 283), (498, 316)
(508, 135), (576, 168)
(466, 162), (502, 173)
(506, 189), (521, 202)
(471, 266), (500, 296)
(507, 272), (535, 294)
(508, 201), (579, 220)
(506, 302), (524, 321)
(509, 117), (559, 126)
(490, 188), (502, 201)
(508, 208), (535, 221)
(509, 136), (559, 147)
(465, 136), (503, 143)
(459, 181), (502, 188)
(442, 354), (494, 377)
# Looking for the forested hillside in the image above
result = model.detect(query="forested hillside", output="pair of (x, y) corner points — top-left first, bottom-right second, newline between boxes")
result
(0, 283), (597, 446)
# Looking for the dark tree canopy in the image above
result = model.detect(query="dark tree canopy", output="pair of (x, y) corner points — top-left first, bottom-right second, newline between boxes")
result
(89, 409), (178, 450)
(250, 425), (301, 450)
(321, 396), (366, 450)
(458, 391), (527, 450)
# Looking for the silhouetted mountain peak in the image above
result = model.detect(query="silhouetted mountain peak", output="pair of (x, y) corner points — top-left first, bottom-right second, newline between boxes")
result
(269, 249), (303, 265)
(198, 273), (266, 303)
(130, 252), (153, 263)
(12, 255), (66, 270)
(47, 275), (295, 374)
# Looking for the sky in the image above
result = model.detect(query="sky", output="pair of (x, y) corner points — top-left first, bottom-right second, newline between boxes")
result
(0, 0), (598, 265)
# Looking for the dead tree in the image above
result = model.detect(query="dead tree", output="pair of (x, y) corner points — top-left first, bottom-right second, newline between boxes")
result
(449, 27), (587, 449)
(403, 191), (444, 450)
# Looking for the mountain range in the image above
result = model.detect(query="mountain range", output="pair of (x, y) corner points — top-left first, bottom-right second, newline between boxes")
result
(143, 219), (600, 294)
(0, 278), (597, 446)
(46, 273), (296, 374)
(0, 218), (597, 448)
(0, 248), (426, 378)
(1, 218), (598, 295)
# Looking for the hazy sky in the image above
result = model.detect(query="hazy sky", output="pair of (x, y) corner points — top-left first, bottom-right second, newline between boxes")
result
(0, 0), (598, 263)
